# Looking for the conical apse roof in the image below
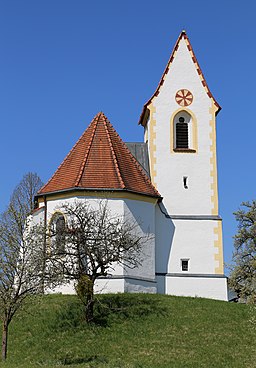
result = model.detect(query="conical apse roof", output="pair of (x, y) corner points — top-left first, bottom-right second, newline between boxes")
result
(38, 112), (160, 199)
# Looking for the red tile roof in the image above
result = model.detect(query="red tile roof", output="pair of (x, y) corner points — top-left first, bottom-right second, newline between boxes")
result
(139, 31), (221, 126)
(38, 112), (160, 199)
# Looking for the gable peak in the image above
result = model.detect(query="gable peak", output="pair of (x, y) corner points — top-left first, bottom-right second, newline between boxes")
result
(139, 31), (220, 126)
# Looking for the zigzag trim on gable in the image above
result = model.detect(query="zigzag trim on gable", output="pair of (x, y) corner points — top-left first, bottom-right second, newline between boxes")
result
(139, 31), (221, 127)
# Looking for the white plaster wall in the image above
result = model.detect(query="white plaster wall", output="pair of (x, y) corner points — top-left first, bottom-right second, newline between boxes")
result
(31, 207), (45, 224)
(49, 278), (125, 294)
(155, 204), (227, 300)
(155, 204), (175, 274)
(155, 207), (220, 275)
(167, 219), (219, 274)
(36, 195), (156, 294)
(150, 38), (215, 216)
(46, 196), (125, 277)
(161, 275), (228, 301)
(94, 278), (125, 293)
(49, 277), (157, 295)
(124, 278), (156, 293)
(123, 199), (156, 283)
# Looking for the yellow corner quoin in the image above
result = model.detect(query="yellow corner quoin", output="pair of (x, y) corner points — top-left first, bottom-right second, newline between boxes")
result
(170, 107), (198, 153)
(38, 190), (158, 205)
(209, 100), (219, 215)
(148, 102), (157, 187)
(214, 222), (224, 274)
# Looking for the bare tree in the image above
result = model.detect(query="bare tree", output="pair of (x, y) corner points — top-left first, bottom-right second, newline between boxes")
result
(229, 200), (256, 303)
(9, 172), (43, 228)
(0, 172), (44, 361)
(49, 201), (149, 323)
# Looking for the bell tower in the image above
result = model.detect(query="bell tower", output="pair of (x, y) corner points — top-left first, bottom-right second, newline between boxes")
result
(140, 31), (227, 300)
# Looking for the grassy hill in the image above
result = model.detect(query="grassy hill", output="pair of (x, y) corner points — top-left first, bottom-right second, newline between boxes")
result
(1, 294), (255, 368)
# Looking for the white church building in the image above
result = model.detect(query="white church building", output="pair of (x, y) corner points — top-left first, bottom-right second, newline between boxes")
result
(33, 31), (228, 301)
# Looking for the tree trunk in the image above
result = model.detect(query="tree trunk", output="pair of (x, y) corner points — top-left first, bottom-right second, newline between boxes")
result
(86, 289), (94, 323)
(75, 275), (95, 323)
(2, 319), (9, 361)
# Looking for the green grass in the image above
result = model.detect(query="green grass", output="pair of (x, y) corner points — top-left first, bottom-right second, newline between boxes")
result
(1, 294), (255, 368)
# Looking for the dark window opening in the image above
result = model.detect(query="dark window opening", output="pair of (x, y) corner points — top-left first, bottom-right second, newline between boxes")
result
(176, 117), (189, 148)
(181, 260), (189, 271)
(183, 176), (188, 189)
(52, 215), (66, 253)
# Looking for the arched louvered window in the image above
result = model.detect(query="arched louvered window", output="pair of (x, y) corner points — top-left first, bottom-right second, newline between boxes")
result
(50, 213), (66, 253)
(173, 111), (196, 152)
(176, 117), (188, 148)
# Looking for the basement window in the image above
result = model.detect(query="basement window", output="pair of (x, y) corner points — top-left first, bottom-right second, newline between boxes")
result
(181, 259), (189, 272)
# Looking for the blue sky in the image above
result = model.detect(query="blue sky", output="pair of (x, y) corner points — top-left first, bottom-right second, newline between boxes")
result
(0, 0), (255, 272)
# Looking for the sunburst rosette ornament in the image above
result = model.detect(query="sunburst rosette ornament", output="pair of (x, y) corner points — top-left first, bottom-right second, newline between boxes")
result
(175, 89), (193, 107)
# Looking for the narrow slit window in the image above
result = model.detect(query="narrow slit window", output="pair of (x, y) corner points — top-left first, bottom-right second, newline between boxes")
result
(183, 176), (188, 189)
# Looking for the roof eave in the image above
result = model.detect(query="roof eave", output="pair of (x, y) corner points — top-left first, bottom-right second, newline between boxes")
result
(36, 187), (162, 201)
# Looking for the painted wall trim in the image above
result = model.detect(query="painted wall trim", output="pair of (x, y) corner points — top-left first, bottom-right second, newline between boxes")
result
(156, 273), (227, 279)
(209, 100), (219, 215)
(99, 275), (157, 283)
(37, 189), (160, 205)
(170, 215), (222, 221)
(158, 203), (222, 220)
(148, 101), (157, 186)
(170, 107), (198, 154)
(214, 221), (224, 274)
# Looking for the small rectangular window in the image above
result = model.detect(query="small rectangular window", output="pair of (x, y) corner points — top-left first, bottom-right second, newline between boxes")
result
(181, 259), (189, 271)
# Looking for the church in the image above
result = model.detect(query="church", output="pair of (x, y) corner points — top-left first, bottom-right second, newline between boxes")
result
(33, 31), (228, 301)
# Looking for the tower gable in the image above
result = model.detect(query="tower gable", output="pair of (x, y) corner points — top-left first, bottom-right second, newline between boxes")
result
(140, 31), (221, 217)
(139, 31), (220, 127)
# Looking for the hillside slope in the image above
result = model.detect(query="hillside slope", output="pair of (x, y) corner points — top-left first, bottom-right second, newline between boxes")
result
(1, 294), (256, 368)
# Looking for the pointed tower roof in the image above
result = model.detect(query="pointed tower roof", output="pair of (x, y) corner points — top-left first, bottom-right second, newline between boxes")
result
(38, 112), (160, 199)
(139, 31), (221, 126)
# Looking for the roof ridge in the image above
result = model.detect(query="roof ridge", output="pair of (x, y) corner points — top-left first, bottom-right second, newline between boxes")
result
(138, 31), (220, 126)
(103, 115), (125, 189)
(109, 125), (161, 197)
(38, 113), (100, 194)
(74, 113), (99, 186)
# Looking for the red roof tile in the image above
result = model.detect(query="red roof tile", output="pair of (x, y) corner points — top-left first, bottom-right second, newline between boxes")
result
(38, 112), (160, 199)
(139, 31), (221, 126)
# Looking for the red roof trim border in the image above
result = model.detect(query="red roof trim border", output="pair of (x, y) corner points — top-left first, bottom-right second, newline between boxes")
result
(104, 119), (125, 189)
(138, 31), (221, 126)
(74, 114), (98, 186)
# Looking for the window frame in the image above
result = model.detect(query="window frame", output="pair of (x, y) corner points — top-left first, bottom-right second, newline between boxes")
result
(170, 108), (198, 154)
(49, 212), (66, 254)
(181, 259), (189, 272)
